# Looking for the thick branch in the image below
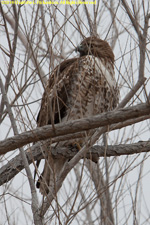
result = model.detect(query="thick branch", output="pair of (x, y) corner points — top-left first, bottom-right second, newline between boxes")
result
(0, 103), (150, 154)
(1, 140), (150, 187)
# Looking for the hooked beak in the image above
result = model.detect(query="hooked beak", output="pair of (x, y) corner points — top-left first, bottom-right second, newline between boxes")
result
(75, 44), (85, 53)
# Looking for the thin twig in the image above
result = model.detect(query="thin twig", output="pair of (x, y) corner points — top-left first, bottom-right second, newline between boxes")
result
(120, 1), (150, 108)
(0, 78), (43, 225)
(0, 4), (19, 121)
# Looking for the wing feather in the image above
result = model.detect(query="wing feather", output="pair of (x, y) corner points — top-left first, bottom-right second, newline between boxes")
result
(37, 58), (77, 127)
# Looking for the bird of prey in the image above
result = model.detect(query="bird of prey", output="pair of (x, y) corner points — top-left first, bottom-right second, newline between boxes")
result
(36, 36), (119, 195)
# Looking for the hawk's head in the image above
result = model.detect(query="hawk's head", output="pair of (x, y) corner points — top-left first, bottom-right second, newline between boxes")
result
(76, 36), (114, 63)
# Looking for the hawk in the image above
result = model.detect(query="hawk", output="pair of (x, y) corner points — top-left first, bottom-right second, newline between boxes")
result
(36, 37), (119, 195)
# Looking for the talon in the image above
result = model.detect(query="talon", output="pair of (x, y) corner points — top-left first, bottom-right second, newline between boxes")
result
(71, 141), (83, 150)
(75, 142), (81, 150)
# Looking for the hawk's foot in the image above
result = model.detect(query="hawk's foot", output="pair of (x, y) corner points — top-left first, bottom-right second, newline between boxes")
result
(68, 141), (83, 151)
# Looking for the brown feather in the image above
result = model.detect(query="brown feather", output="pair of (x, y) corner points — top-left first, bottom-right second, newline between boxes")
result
(36, 37), (119, 195)
(37, 58), (77, 126)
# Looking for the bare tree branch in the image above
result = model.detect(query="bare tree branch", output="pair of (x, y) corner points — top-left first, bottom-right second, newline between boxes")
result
(121, 0), (142, 38)
(1, 2), (150, 224)
(39, 137), (150, 215)
(86, 160), (114, 225)
(0, 102), (150, 154)
(0, 78), (44, 225)
(1, 140), (150, 187)
(119, 0), (150, 108)
(0, 4), (20, 120)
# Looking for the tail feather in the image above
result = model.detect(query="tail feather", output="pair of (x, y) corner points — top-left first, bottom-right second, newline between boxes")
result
(36, 155), (67, 195)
